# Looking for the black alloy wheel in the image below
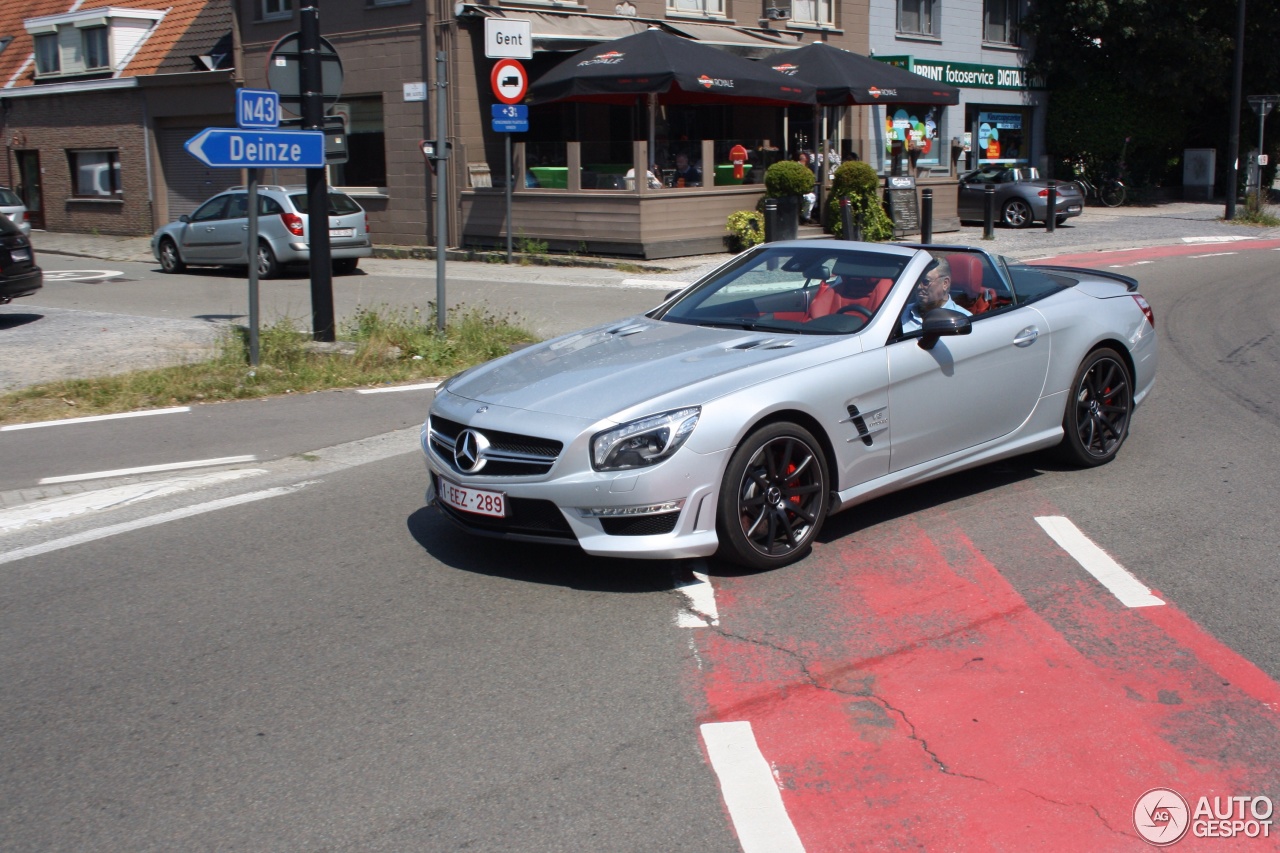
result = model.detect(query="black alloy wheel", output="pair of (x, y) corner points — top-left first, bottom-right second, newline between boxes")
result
(158, 238), (185, 274)
(717, 422), (829, 570)
(1060, 347), (1133, 467)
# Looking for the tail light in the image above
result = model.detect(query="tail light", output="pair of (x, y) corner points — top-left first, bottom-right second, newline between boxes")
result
(1132, 293), (1155, 327)
(364, 213), (370, 234)
(281, 212), (305, 237)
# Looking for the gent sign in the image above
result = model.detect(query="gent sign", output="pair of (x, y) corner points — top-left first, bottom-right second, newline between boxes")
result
(485, 18), (532, 59)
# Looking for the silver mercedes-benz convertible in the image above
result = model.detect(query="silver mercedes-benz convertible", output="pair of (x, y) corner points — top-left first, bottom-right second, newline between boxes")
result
(421, 241), (1157, 570)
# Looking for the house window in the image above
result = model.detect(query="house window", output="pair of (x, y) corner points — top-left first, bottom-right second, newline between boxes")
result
(897, 0), (936, 36)
(34, 33), (61, 75)
(668, 0), (725, 16)
(791, 0), (834, 26)
(69, 150), (122, 197)
(328, 98), (386, 189)
(82, 26), (110, 69)
(984, 0), (1020, 44)
(261, 0), (293, 20)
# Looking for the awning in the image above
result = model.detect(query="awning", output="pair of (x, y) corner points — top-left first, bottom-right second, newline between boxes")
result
(463, 7), (648, 52)
(660, 21), (802, 58)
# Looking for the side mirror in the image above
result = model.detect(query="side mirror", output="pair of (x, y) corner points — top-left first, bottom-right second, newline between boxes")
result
(918, 308), (973, 350)
(179, 214), (191, 223)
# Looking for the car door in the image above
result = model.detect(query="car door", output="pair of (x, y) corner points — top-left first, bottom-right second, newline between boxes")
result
(885, 304), (1051, 473)
(179, 195), (231, 262)
(201, 192), (250, 263)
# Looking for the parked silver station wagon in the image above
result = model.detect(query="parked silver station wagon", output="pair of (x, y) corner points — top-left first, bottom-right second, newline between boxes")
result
(152, 185), (372, 278)
(422, 241), (1157, 570)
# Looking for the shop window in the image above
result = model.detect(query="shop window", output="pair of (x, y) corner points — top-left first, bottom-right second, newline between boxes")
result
(34, 33), (60, 75)
(975, 110), (1027, 164)
(329, 98), (386, 189)
(897, 0), (936, 36)
(81, 26), (109, 70)
(69, 150), (122, 198)
(791, 0), (834, 27)
(880, 105), (945, 172)
(668, 0), (726, 16)
(261, 0), (292, 20)
(984, 0), (1020, 44)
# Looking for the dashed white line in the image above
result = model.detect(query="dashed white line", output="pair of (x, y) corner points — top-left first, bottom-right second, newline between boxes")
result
(676, 568), (720, 627)
(1181, 236), (1251, 244)
(1035, 516), (1164, 607)
(356, 381), (439, 394)
(38, 455), (258, 485)
(0, 481), (316, 567)
(1187, 252), (1238, 259)
(700, 721), (806, 853)
(1, 407), (191, 431)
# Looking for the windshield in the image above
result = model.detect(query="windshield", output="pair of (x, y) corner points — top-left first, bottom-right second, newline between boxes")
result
(655, 245), (911, 335)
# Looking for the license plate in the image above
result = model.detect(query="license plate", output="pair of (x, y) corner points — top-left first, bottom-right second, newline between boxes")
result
(329, 228), (354, 237)
(438, 478), (506, 518)
(10, 248), (30, 262)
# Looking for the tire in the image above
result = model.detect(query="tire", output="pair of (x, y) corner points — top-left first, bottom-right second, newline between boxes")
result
(158, 238), (186, 274)
(716, 422), (829, 570)
(1099, 181), (1126, 207)
(1059, 348), (1133, 467)
(256, 241), (280, 280)
(1002, 198), (1033, 228)
(333, 258), (358, 275)
(1056, 215), (1069, 226)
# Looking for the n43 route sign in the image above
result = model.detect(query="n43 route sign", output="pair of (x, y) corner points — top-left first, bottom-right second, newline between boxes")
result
(237, 88), (281, 129)
(185, 127), (325, 169)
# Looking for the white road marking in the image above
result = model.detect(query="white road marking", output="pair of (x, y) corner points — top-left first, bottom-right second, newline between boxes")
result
(40, 269), (124, 281)
(1, 407), (191, 432)
(0, 481), (315, 567)
(622, 278), (688, 290)
(1187, 252), (1238, 259)
(356, 382), (439, 394)
(1108, 260), (1155, 268)
(676, 568), (720, 627)
(1035, 516), (1164, 607)
(0, 470), (266, 533)
(700, 721), (806, 853)
(1182, 236), (1251, 244)
(38, 455), (257, 485)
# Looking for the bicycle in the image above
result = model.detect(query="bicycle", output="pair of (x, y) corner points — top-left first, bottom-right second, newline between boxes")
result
(1071, 173), (1127, 207)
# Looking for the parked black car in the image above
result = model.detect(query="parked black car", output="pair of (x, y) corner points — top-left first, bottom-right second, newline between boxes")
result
(0, 213), (41, 304)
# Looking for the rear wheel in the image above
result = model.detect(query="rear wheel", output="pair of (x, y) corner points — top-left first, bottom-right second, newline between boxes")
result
(1002, 198), (1033, 228)
(333, 258), (358, 275)
(716, 422), (829, 570)
(158, 238), (185, 274)
(256, 241), (279, 279)
(1059, 348), (1133, 467)
(1099, 181), (1126, 207)
(1056, 215), (1070, 226)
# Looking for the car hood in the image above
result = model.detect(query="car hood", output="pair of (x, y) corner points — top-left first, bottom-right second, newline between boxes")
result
(443, 317), (834, 420)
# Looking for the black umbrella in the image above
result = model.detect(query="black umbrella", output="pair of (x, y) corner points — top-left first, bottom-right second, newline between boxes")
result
(766, 42), (959, 105)
(528, 28), (814, 107)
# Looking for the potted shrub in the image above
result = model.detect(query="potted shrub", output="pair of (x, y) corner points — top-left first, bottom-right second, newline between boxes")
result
(763, 160), (815, 241)
(824, 160), (894, 241)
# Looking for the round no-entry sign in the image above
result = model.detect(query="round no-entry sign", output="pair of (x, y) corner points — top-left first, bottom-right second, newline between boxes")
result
(491, 58), (528, 105)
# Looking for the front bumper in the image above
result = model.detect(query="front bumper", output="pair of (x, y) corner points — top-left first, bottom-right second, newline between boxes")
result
(420, 415), (726, 561)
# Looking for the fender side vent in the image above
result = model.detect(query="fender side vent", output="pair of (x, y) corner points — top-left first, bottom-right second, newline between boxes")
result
(846, 405), (874, 446)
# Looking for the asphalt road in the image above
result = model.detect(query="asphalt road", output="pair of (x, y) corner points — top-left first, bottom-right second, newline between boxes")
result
(2, 243), (1279, 849)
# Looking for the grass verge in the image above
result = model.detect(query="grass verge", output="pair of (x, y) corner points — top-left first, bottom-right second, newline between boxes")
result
(0, 304), (537, 427)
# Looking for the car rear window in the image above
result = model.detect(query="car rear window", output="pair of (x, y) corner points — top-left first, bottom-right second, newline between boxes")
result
(0, 188), (22, 206)
(288, 192), (362, 215)
(1007, 265), (1076, 304)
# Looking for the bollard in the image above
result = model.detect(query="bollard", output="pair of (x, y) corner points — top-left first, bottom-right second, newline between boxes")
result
(921, 188), (933, 244)
(840, 198), (854, 241)
(764, 198), (779, 243)
(853, 209), (864, 242)
(983, 184), (996, 240)
(1045, 180), (1057, 233)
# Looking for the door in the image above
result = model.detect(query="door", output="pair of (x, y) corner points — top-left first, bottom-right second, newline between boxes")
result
(885, 305), (1051, 472)
(179, 194), (233, 262)
(14, 151), (43, 231)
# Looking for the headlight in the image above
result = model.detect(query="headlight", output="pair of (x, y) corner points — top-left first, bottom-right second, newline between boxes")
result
(591, 407), (700, 471)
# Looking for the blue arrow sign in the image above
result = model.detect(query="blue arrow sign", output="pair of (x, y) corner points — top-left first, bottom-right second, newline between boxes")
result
(491, 103), (528, 133)
(184, 127), (325, 169)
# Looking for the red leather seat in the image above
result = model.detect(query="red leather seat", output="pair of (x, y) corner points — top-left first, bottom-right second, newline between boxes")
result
(807, 276), (893, 320)
(949, 254), (994, 315)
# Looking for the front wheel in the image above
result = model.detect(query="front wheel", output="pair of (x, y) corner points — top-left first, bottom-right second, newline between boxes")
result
(158, 238), (185, 274)
(1099, 181), (1126, 207)
(1002, 198), (1033, 228)
(256, 241), (280, 279)
(1059, 348), (1133, 467)
(716, 422), (829, 570)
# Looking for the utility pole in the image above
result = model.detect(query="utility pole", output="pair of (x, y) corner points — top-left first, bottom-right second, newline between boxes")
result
(1225, 0), (1246, 220)
(300, 0), (335, 341)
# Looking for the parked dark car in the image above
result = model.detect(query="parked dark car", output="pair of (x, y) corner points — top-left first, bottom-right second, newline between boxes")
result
(957, 166), (1084, 228)
(0, 213), (41, 304)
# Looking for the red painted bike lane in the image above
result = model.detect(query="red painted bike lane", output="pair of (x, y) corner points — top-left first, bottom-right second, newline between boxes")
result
(689, 501), (1280, 850)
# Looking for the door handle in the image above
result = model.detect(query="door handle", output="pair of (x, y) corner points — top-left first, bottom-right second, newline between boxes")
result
(1013, 326), (1039, 347)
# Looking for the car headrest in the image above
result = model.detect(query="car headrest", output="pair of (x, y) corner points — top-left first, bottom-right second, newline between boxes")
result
(948, 254), (985, 297)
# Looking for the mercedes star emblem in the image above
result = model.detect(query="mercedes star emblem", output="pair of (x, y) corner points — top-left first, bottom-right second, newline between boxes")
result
(453, 429), (490, 473)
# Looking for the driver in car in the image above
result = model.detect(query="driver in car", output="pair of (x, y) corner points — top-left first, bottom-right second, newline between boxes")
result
(901, 257), (969, 333)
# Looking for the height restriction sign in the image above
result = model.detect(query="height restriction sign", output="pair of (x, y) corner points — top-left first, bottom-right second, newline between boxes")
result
(490, 58), (528, 105)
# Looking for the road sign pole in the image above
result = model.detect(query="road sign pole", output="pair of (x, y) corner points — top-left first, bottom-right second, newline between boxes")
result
(247, 168), (261, 367)
(506, 133), (513, 264)
(435, 50), (448, 333)
(300, 0), (335, 342)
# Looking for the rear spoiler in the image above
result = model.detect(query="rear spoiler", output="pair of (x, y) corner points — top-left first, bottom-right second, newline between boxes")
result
(1028, 265), (1140, 292)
